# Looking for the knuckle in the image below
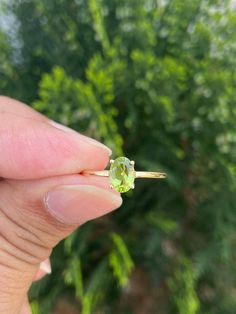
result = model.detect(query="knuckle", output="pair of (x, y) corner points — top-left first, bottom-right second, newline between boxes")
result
(0, 207), (52, 266)
(0, 180), (75, 266)
(0, 232), (52, 266)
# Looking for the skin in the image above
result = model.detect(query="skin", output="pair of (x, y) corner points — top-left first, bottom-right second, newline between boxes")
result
(0, 96), (122, 314)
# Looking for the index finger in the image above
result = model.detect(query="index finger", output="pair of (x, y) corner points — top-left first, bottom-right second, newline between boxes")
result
(0, 96), (47, 121)
(0, 98), (111, 179)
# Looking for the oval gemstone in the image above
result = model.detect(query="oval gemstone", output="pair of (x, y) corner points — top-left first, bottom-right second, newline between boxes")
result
(109, 157), (136, 193)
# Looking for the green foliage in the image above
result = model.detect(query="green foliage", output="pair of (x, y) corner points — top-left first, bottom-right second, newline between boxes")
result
(109, 233), (134, 287)
(30, 301), (39, 314)
(1, 0), (236, 313)
(168, 256), (200, 314)
(34, 63), (123, 155)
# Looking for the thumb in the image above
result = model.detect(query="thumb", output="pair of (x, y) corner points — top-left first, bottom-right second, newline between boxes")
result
(0, 173), (122, 313)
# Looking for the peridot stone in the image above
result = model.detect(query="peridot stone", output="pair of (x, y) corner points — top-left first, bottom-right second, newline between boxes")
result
(109, 157), (135, 193)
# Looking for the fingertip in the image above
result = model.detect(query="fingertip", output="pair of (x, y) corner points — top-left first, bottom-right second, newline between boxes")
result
(49, 121), (112, 156)
(0, 114), (112, 179)
(39, 258), (51, 274)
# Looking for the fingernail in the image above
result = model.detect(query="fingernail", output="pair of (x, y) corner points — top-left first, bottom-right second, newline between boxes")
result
(49, 121), (112, 156)
(44, 185), (122, 225)
(39, 259), (51, 274)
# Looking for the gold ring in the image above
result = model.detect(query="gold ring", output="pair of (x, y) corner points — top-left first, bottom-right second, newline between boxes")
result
(83, 156), (167, 193)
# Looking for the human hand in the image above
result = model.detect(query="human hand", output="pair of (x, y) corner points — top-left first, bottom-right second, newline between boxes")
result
(0, 96), (122, 313)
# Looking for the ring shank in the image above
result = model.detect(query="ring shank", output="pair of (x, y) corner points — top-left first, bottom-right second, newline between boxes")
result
(83, 170), (109, 177)
(83, 170), (166, 179)
(135, 171), (166, 179)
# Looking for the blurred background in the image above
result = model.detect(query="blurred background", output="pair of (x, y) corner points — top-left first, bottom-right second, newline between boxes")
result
(1, 0), (236, 313)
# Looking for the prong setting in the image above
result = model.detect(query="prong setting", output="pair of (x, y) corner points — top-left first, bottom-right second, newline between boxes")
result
(110, 159), (114, 164)
(130, 160), (135, 166)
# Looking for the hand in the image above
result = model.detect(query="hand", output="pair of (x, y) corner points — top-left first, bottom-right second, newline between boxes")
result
(0, 96), (122, 314)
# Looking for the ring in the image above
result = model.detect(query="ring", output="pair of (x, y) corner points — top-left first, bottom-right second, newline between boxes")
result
(83, 156), (167, 193)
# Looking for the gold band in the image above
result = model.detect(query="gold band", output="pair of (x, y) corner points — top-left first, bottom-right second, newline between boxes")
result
(135, 171), (166, 179)
(83, 170), (166, 179)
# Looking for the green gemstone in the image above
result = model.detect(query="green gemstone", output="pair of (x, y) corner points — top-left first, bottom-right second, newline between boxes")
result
(109, 157), (136, 193)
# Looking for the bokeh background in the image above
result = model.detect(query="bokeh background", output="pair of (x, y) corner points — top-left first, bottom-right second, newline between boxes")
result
(1, 0), (236, 313)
